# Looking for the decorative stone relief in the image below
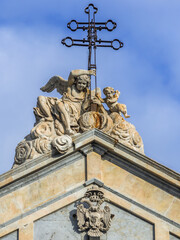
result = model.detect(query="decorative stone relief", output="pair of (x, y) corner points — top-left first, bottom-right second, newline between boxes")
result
(52, 135), (72, 153)
(76, 185), (114, 237)
(14, 141), (34, 165)
(13, 69), (144, 167)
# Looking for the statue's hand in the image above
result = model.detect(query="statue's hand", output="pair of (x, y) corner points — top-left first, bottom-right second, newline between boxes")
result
(89, 69), (96, 76)
(115, 90), (120, 95)
(91, 97), (101, 106)
(95, 93), (100, 98)
(82, 99), (91, 111)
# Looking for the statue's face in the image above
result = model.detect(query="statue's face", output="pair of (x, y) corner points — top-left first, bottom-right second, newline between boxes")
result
(76, 78), (88, 91)
(106, 89), (114, 99)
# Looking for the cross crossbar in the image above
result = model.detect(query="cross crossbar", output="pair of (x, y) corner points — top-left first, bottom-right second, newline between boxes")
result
(61, 3), (124, 90)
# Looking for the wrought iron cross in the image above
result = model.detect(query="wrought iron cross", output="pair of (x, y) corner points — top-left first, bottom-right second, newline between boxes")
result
(62, 3), (124, 89)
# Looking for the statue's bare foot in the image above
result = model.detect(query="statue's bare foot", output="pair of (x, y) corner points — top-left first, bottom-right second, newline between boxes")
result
(124, 114), (130, 118)
(66, 128), (75, 135)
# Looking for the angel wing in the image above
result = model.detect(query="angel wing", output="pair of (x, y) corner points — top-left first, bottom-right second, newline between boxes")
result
(77, 204), (86, 230)
(40, 76), (68, 95)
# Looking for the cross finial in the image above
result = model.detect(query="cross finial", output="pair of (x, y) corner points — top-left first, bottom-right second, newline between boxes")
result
(62, 3), (124, 89)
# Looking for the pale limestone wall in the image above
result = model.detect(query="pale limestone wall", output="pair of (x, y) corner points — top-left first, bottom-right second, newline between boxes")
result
(0, 156), (85, 227)
(0, 130), (179, 240)
(85, 151), (180, 224)
(101, 157), (179, 223)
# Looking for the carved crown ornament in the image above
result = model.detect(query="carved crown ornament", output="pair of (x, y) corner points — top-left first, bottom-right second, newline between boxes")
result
(76, 185), (114, 237)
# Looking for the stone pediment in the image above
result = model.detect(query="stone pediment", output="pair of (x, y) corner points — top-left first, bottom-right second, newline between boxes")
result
(0, 129), (180, 239)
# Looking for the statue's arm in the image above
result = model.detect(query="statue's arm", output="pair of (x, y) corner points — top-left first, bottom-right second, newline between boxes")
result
(68, 69), (96, 86)
(108, 97), (118, 103)
(65, 86), (71, 96)
(115, 90), (120, 98)
(70, 69), (96, 77)
(96, 93), (105, 103)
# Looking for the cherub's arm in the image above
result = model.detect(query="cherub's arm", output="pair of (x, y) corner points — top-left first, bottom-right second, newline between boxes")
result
(107, 96), (118, 103)
(115, 90), (120, 98)
(68, 69), (96, 86)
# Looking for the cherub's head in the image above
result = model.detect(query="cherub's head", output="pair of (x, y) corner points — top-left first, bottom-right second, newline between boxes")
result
(103, 87), (115, 99)
(75, 75), (90, 91)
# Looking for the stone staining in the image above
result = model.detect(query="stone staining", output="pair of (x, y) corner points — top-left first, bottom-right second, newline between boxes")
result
(76, 185), (114, 237)
(13, 69), (144, 167)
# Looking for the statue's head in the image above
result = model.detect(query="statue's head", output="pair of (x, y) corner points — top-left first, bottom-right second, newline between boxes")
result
(103, 87), (114, 99)
(75, 74), (91, 91)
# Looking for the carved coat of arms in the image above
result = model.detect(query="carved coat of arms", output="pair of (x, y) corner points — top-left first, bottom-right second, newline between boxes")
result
(76, 185), (114, 237)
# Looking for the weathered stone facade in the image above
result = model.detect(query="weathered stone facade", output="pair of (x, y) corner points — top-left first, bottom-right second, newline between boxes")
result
(0, 130), (179, 239)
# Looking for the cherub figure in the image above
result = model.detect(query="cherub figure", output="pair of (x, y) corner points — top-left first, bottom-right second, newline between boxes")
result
(34, 69), (95, 135)
(97, 87), (130, 118)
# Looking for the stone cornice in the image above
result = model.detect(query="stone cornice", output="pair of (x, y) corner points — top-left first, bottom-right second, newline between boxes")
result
(74, 130), (180, 187)
(0, 129), (179, 196)
(0, 179), (179, 230)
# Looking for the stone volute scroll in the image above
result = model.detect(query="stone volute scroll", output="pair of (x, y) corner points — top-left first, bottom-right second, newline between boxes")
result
(76, 185), (114, 237)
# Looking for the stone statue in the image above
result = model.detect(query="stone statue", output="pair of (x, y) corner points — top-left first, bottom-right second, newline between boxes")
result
(13, 69), (144, 168)
(97, 87), (130, 118)
(34, 69), (95, 135)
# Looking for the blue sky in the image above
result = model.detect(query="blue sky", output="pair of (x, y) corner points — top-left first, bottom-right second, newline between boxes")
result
(0, 0), (180, 175)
